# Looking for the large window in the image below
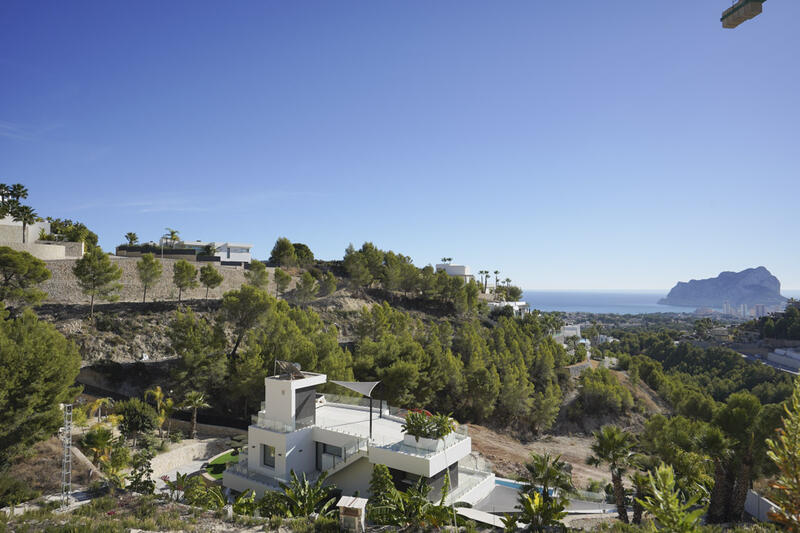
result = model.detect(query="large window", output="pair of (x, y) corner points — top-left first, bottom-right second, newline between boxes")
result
(262, 444), (275, 468)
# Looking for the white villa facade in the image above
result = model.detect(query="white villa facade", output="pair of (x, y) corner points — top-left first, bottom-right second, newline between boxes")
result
(487, 301), (530, 317)
(222, 370), (495, 505)
(435, 263), (474, 284)
(165, 239), (253, 266)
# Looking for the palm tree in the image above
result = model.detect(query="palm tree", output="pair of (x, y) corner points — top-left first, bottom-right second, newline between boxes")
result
(588, 425), (635, 523)
(279, 470), (337, 518)
(629, 470), (651, 525)
(165, 227), (180, 248)
(82, 427), (114, 464)
(145, 386), (171, 438)
(522, 452), (575, 504)
(699, 426), (733, 523)
(12, 204), (37, 243)
(0, 183), (10, 204)
(504, 277), (512, 287)
(517, 491), (567, 532)
(9, 183), (28, 201)
(493, 270), (500, 291)
(89, 397), (114, 422)
(181, 391), (209, 439)
(124, 232), (138, 246)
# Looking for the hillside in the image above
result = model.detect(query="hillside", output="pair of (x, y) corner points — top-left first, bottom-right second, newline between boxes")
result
(40, 257), (260, 304)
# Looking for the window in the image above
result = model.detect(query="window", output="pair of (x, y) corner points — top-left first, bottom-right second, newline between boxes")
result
(262, 444), (275, 468)
(322, 444), (342, 457)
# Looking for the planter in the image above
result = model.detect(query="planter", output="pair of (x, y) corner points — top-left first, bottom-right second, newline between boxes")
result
(403, 433), (456, 452)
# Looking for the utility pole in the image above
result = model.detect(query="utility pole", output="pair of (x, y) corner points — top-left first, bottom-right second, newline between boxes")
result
(60, 404), (73, 509)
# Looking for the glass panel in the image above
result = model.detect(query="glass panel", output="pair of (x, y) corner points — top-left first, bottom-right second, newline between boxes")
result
(262, 444), (275, 468)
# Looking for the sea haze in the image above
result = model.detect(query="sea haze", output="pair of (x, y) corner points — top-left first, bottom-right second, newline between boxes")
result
(520, 290), (800, 315)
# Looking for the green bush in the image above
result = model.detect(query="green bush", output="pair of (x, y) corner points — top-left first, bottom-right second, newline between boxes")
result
(578, 367), (633, 414)
(0, 474), (40, 507)
(287, 517), (314, 533)
(314, 516), (339, 533)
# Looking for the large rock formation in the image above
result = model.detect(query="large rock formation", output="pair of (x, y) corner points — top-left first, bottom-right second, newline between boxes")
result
(659, 267), (787, 308)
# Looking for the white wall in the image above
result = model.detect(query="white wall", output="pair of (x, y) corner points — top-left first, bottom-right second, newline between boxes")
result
(325, 457), (373, 497)
(263, 379), (295, 425)
(367, 437), (471, 478)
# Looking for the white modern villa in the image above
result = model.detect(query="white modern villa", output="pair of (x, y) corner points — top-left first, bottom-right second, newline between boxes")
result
(435, 263), (474, 284)
(222, 366), (495, 505)
(158, 238), (253, 266)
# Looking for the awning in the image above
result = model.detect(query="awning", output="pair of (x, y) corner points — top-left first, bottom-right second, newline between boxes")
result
(330, 380), (381, 397)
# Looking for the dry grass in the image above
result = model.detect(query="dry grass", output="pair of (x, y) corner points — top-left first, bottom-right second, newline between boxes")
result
(7, 437), (93, 493)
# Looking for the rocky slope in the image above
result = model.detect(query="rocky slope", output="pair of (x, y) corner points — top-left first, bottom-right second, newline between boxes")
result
(659, 266), (787, 308)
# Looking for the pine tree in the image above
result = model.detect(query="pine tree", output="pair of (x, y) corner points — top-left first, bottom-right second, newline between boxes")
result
(244, 260), (269, 289)
(136, 253), (162, 303)
(73, 245), (123, 318)
(199, 264), (224, 298)
(172, 259), (198, 302)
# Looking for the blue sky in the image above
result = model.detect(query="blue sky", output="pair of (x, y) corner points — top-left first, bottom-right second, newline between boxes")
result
(1, 1), (798, 290)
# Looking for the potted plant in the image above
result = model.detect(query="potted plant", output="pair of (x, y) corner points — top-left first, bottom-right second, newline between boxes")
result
(401, 410), (456, 451)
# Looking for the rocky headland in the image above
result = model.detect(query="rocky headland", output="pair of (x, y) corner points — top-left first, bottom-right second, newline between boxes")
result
(659, 266), (787, 308)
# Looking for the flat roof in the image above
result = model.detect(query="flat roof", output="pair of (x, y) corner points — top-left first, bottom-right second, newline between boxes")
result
(315, 404), (404, 446)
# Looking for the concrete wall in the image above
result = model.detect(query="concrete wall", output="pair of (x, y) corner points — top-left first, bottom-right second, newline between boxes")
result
(325, 457), (373, 497)
(39, 240), (84, 258)
(0, 217), (50, 243)
(745, 489), (780, 523)
(40, 256), (266, 304)
(2, 241), (66, 259)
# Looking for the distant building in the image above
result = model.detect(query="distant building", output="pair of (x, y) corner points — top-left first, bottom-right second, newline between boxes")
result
(435, 263), (474, 284)
(553, 324), (581, 346)
(754, 304), (767, 318)
(487, 301), (530, 317)
(0, 216), (84, 260)
(179, 240), (253, 266)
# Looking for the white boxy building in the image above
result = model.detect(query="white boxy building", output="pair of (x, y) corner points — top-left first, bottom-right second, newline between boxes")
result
(222, 369), (495, 505)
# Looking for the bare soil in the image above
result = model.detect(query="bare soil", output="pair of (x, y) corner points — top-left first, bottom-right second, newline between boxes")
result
(467, 424), (612, 489)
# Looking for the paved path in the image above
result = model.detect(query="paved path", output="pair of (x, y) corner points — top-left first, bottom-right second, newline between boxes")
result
(155, 459), (209, 490)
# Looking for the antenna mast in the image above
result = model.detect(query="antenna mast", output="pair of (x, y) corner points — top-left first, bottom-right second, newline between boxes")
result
(60, 404), (73, 509)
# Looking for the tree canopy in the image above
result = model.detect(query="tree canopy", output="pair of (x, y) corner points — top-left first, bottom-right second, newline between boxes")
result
(0, 310), (81, 466)
(0, 246), (51, 308)
(73, 245), (123, 317)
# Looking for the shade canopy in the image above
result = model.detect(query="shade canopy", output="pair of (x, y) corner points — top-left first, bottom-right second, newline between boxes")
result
(330, 380), (381, 397)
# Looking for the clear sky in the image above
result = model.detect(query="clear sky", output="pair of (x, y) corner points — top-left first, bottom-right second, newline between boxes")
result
(1, 1), (798, 290)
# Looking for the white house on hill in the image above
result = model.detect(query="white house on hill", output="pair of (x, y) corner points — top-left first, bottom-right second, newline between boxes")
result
(435, 263), (474, 284)
(222, 368), (494, 505)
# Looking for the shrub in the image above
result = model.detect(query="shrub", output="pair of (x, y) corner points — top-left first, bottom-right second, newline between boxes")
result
(314, 516), (339, 533)
(578, 367), (633, 415)
(0, 474), (40, 507)
(401, 410), (455, 441)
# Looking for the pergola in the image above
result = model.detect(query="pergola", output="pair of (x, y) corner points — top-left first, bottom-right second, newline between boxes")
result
(330, 380), (381, 440)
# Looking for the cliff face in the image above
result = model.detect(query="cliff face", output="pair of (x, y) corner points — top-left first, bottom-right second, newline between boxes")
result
(659, 266), (787, 308)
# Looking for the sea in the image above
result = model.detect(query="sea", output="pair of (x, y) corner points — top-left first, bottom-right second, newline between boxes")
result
(520, 290), (800, 315)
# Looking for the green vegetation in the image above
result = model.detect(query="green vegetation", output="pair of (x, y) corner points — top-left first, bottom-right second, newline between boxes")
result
(172, 259), (198, 302)
(343, 242), (482, 314)
(116, 398), (159, 446)
(574, 367), (633, 416)
(44, 217), (99, 246)
(199, 264), (224, 298)
(588, 425), (635, 524)
(243, 260), (268, 289)
(400, 411), (455, 441)
(136, 253), (163, 303)
(204, 450), (239, 479)
(73, 245), (123, 318)
(766, 378), (800, 529)
(181, 390), (210, 439)
(0, 246), (51, 308)
(0, 309), (80, 466)
(274, 267), (291, 296)
(269, 236), (297, 267)
(745, 303), (800, 340)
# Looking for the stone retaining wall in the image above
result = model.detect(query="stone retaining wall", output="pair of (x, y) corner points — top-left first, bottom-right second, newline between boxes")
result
(41, 256), (276, 303)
